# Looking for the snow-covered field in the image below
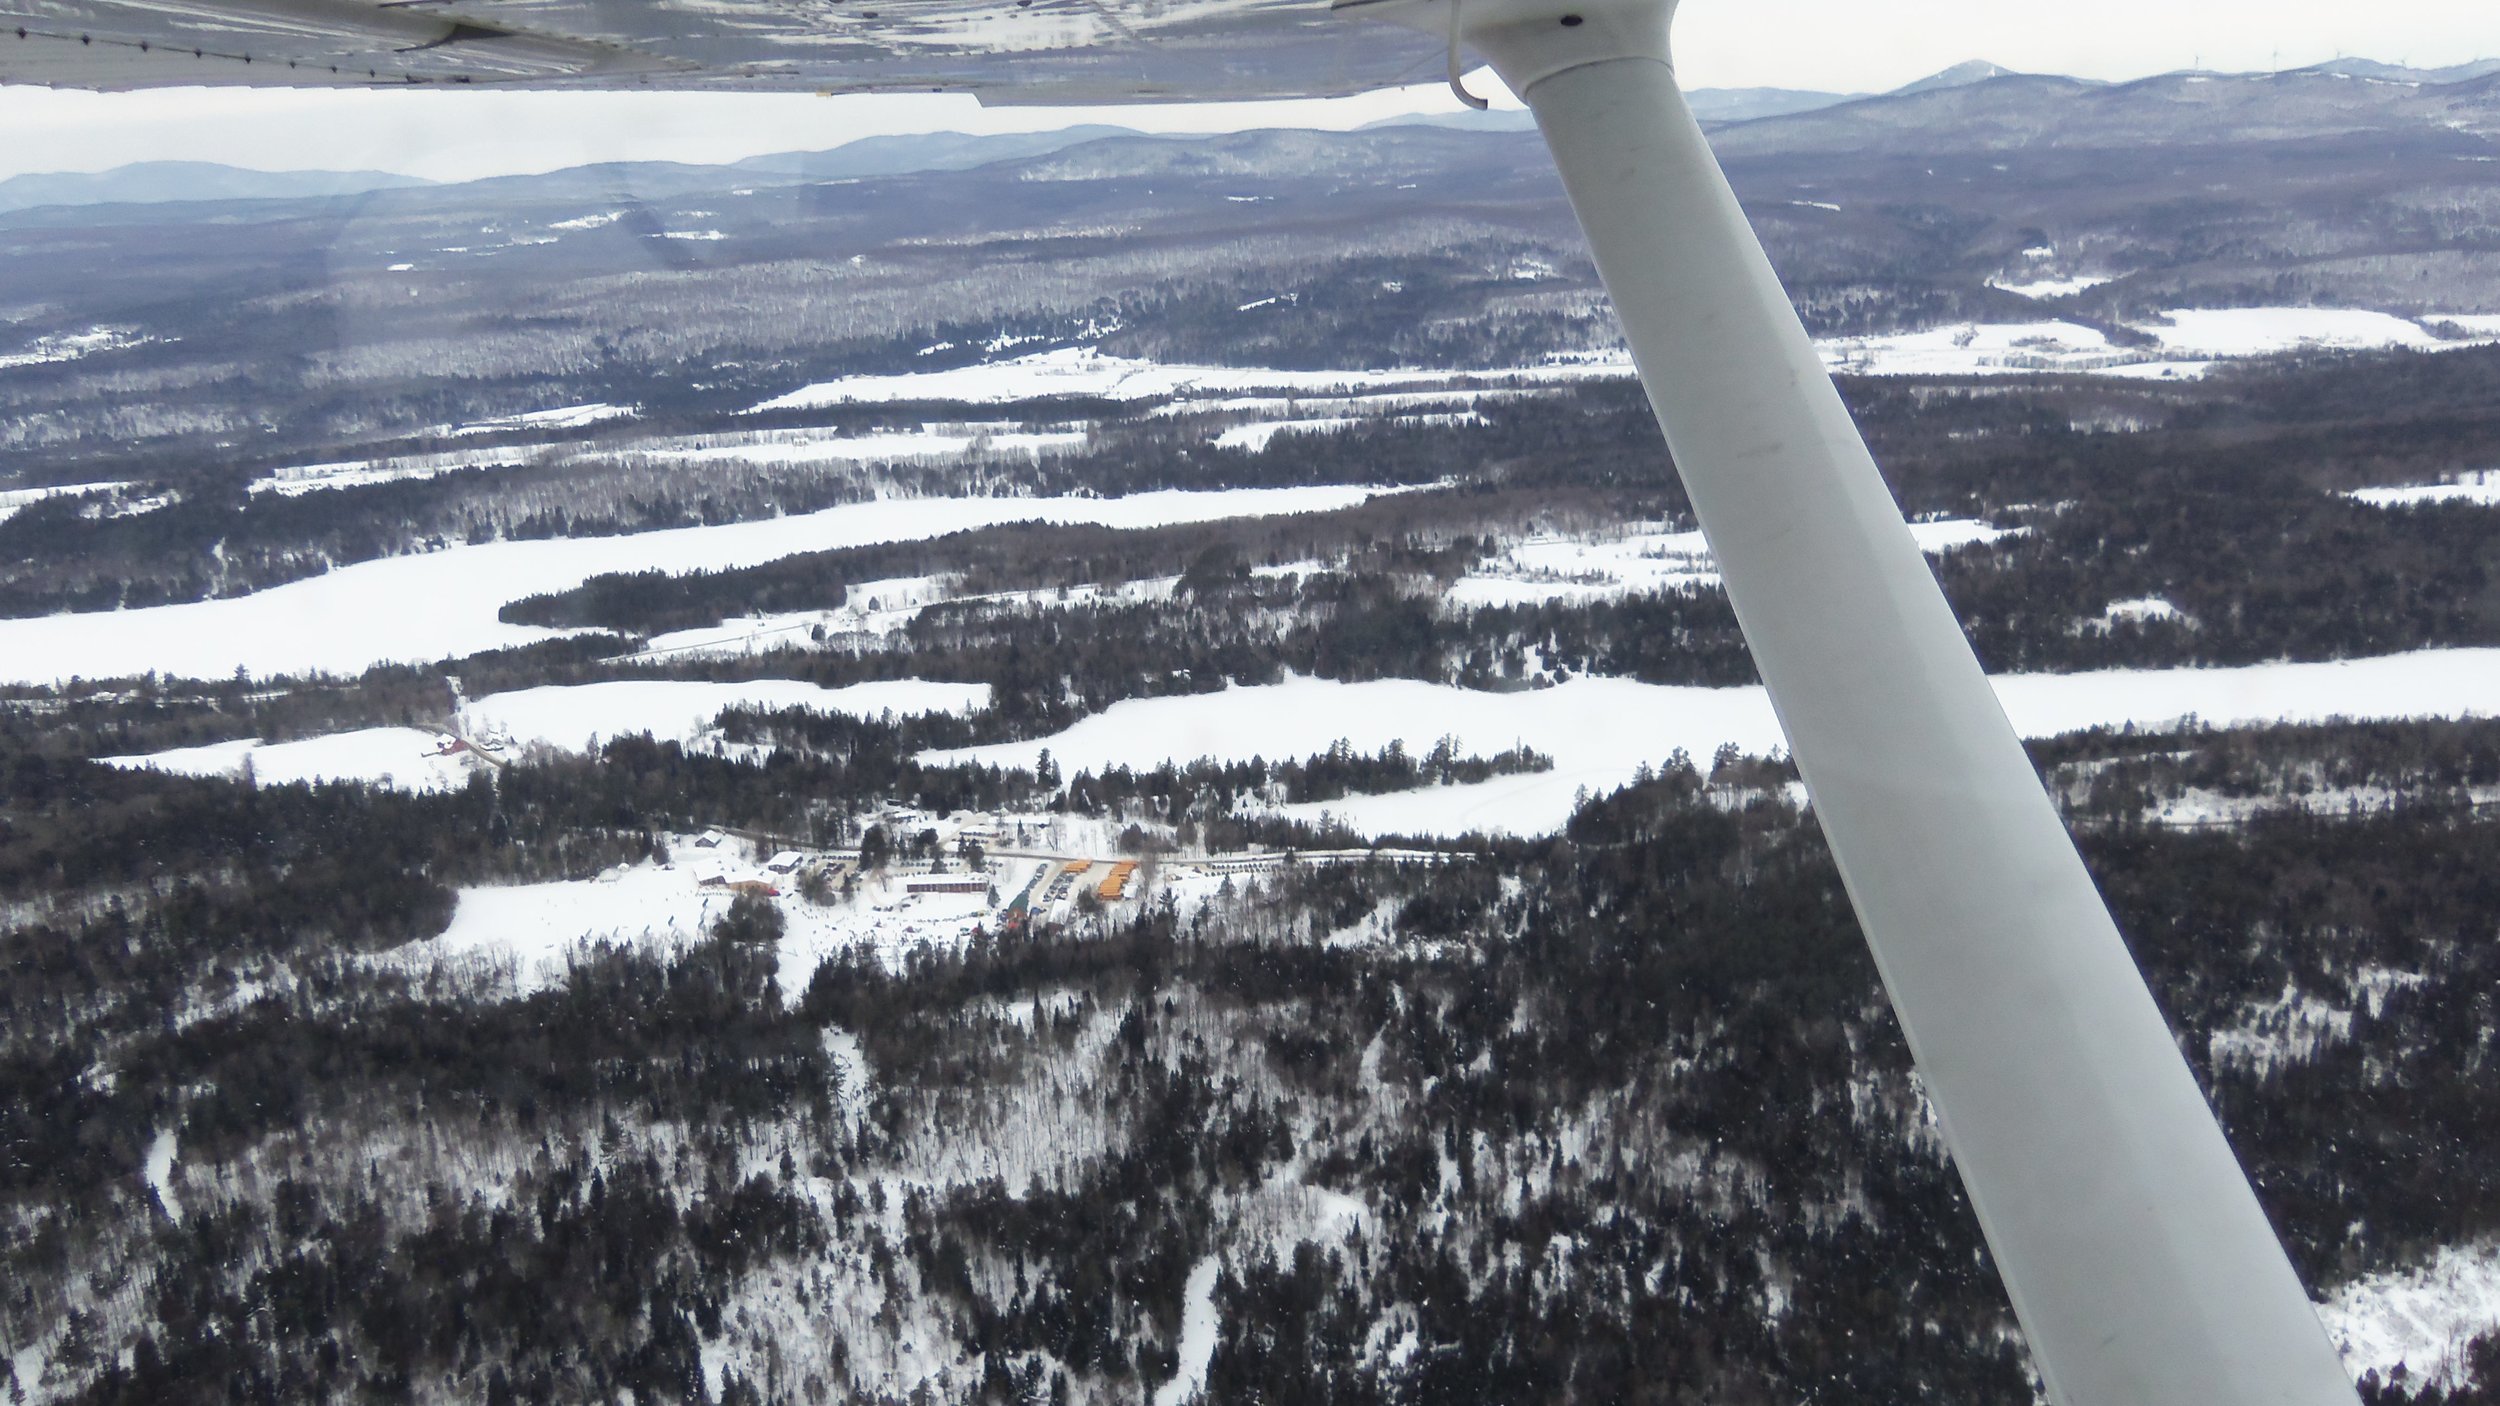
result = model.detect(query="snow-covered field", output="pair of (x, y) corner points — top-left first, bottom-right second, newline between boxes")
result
(94, 679), (991, 787)
(248, 445), (555, 496)
(930, 648), (2500, 838)
(639, 575), (1180, 659)
(2322, 1240), (2500, 1392)
(1818, 308), (2494, 379)
(749, 345), (1629, 413)
(397, 854), (1022, 996)
(2350, 470), (2500, 508)
(0, 479), (130, 521)
(1988, 273), (2117, 300)
(1819, 320), (2193, 378)
(99, 727), (475, 792)
(0, 326), (147, 370)
(2148, 308), (2454, 357)
(0, 485), (1394, 684)
(466, 678), (990, 753)
(450, 402), (636, 436)
(744, 309), (2491, 409)
(1211, 411), (1479, 452)
(1445, 518), (2013, 608)
(655, 426), (1087, 466)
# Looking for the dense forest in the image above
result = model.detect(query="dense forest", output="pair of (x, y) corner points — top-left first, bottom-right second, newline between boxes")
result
(6, 728), (2498, 1404)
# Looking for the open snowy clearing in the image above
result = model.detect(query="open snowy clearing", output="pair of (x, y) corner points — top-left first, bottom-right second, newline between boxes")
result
(1818, 308), (2494, 379)
(466, 678), (989, 754)
(639, 575), (1180, 659)
(449, 402), (636, 436)
(1819, 321), (2174, 377)
(1988, 274), (2118, 299)
(248, 444), (556, 496)
(99, 681), (987, 788)
(655, 426), (1087, 466)
(931, 649), (2500, 838)
(396, 856), (1025, 997)
(249, 422), (1089, 496)
(748, 345), (1630, 412)
(0, 326), (148, 371)
(1210, 411), (1482, 452)
(2321, 1240), (2500, 1392)
(1445, 518), (2014, 607)
(2146, 308), (2457, 356)
(99, 727), (476, 793)
(735, 310), (2492, 418)
(2350, 470), (2500, 508)
(0, 484), (1393, 685)
(0, 479), (131, 521)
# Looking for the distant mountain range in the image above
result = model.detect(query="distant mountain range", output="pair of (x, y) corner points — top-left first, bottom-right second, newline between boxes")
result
(0, 160), (433, 215)
(3, 54), (2494, 218)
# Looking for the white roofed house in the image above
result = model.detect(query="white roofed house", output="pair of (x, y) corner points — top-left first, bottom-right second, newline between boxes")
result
(763, 850), (808, 875)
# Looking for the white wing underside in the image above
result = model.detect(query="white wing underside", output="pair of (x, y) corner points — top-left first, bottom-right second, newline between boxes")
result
(0, 0), (1440, 100)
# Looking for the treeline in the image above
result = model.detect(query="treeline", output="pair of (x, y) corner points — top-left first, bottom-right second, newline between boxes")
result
(2041, 715), (2500, 822)
(11, 731), (2500, 1402)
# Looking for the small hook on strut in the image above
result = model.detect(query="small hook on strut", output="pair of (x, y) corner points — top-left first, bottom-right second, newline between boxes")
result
(1446, 0), (1489, 109)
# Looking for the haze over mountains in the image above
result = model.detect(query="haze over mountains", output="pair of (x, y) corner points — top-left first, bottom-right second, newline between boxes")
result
(8, 53), (2492, 216)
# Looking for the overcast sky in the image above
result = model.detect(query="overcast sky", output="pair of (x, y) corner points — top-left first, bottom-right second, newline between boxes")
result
(0, 0), (2491, 183)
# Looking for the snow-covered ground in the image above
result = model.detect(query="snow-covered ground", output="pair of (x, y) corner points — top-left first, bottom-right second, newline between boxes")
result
(2321, 1240), (2500, 1393)
(0, 479), (131, 521)
(0, 485), (1394, 684)
(466, 678), (989, 753)
(248, 445), (554, 496)
(749, 345), (1630, 413)
(2147, 308), (2454, 357)
(142, 1128), (183, 1222)
(1819, 308), (2494, 379)
(1988, 273), (2118, 300)
(0, 326), (147, 370)
(639, 575), (1179, 658)
(1820, 321), (2149, 377)
(449, 402), (636, 436)
(98, 727), (476, 793)
(929, 648), (2500, 838)
(395, 854), (1021, 996)
(1211, 410), (1479, 452)
(1152, 1258), (1222, 1406)
(656, 426), (1087, 466)
(2350, 470), (2500, 508)
(733, 309), (2494, 419)
(1444, 519), (2013, 608)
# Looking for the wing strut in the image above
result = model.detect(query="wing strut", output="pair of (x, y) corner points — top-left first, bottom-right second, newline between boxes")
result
(1340, 0), (2365, 1401)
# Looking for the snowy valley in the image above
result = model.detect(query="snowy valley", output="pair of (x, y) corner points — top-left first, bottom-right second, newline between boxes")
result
(6, 58), (2500, 1406)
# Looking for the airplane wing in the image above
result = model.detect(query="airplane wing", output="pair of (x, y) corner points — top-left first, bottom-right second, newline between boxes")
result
(0, 0), (1441, 99)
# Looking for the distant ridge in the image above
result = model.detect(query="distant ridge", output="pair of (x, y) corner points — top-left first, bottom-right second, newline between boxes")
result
(0, 161), (432, 215)
(729, 126), (1150, 179)
(2295, 57), (2500, 85)
(1890, 60), (2030, 96)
